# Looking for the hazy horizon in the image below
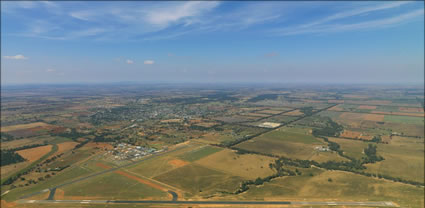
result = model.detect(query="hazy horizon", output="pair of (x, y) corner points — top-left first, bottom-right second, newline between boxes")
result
(2, 1), (424, 85)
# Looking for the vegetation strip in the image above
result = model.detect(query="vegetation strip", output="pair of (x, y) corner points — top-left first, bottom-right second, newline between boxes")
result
(1, 144), (58, 185)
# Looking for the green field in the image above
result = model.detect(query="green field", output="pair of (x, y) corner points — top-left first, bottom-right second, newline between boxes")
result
(154, 163), (242, 196)
(178, 145), (222, 162)
(258, 127), (321, 144)
(384, 115), (424, 125)
(63, 172), (168, 200)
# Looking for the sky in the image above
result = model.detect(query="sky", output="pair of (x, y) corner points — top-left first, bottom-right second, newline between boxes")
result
(1, 1), (424, 85)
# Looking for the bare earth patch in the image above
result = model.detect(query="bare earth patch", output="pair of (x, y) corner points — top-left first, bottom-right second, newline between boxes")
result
(168, 159), (189, 168)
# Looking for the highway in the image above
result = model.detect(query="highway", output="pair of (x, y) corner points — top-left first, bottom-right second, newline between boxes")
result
(17, 199), (398, 207)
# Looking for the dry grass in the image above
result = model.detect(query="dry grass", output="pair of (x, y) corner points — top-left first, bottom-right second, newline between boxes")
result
(283, 109), (303, 116)
(195, 149), (275, 179)
(16, 145), (52, 162)
(1, 122), (51, 132)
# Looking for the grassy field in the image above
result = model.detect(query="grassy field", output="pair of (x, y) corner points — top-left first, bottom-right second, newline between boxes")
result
(327, 137), (367, 160)
(242, 169), (424, 208)
(154, 163), (243, 197)
(364, 136), (424, 183)
(2, 165), (94, 202)
(62, 171), (168, 200)
(257, 126), (322, 144)
(195, 149), (276, 179)
(126, 144), (198, 178)
(384, 115), (424, 125)
(178, 145), (222, 162)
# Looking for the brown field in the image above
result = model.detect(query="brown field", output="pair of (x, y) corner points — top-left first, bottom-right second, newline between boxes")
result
(363, 114), (384, 122)
(168, 159), (189, 168)
(1, 122), (51, 132)
(328, 105), (343, 111)
(83, 142), (113, 150)
(358, 105), (377, 110)
(340, 130), (362, 139)
(399, 107), (424, 113)
(339, 112), (384, 122)
(161, 119), (182, 123)
(283, 109), (303, 116)
(328, 99), (344, 104)
(301, 99), (324, 103)
(194, 122), (219, 128)
(371, 111), (425, 117)
(16, 145), (52, 162)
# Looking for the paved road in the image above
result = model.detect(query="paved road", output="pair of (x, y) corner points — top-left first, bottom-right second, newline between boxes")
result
(17, 199), (397, 207)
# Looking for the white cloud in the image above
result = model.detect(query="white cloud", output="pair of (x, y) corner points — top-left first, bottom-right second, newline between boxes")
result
(144, 60), (154, 65)
(126, 59), (134, 64)
(3, 54), (28, 60)
(46, 68), (56, 72)
(145, 2), (219, 27)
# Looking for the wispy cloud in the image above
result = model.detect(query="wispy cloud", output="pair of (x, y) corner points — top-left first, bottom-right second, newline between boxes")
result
(3, 54), (28, 60)
(272, 2), (423, 36)
(126, 59), (134, 64)
(275, 9), (424, 36)
(144, 60), (154, 65)
(46, 68), (56, 72)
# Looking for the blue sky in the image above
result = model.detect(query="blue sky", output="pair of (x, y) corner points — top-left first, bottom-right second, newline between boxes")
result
(1, 1), (424, 85)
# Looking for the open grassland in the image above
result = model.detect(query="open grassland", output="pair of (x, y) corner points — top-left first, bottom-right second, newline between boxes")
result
(257, 126), (321, 144)
(242, 169), (424, 208)
(1, 139), (45, 150)
(154, 163), (242, 197)
(236, 137), (324, 160)
(62, 172), (168, 200)
(307, 151), (349, 163)
(2, 165), (94, 202)
(327, 137), (367, 160)
(178, 146), (222, 162)
(195, 149), (276, 179)
(127, 144), (199, 178)
(364, 137), (424, 183)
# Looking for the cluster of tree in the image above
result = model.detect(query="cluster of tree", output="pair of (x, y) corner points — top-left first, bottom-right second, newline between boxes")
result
(1, 150), (26, 166)
(300, 107), (314, 116)
(93, 135), (117, 142)
(73, 139), (90, 150)
(362, 144), (384, 163)
(247, 94), (280, 102)
(370, 136), (382, 143)
(41, 153), (64, 165)
(0, 132), (14, 141)
(52, 128), (87, 141)
(312, 118), (344, 137)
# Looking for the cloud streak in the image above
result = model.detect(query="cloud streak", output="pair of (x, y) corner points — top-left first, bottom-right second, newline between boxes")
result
(274, 9), (424, 36)
(3, 54), (28, 60)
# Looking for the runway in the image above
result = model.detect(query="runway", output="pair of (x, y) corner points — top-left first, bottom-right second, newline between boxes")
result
(17, 199), (398, 207)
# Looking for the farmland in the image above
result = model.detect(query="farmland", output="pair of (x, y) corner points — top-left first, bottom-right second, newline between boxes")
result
(1, 84), (424, 208)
